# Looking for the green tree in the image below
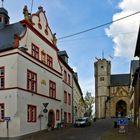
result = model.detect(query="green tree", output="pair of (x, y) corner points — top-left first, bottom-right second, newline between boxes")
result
(84, 92), (95, 118)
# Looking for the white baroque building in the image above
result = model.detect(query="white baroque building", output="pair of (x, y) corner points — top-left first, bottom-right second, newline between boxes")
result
(0, 5), (83, 138)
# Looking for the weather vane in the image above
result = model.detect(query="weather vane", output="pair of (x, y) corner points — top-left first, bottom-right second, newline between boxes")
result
(1, 0), (4, 8)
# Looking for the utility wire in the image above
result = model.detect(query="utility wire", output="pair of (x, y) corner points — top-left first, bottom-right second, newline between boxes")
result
(58, 10), (140, 40)
(58, 31), (136, 43)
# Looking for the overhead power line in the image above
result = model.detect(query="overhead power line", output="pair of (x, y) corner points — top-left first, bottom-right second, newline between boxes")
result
(57, 10), (140, 40)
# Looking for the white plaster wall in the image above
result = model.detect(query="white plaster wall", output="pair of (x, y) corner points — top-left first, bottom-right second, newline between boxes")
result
(0, 90), (20, 137)
(0, 53), (18, 88)
(17, 53), (62, 100)
(19, 28), (61, 74)
(17, 89), (61, 136)
(59, 62), (73, 122)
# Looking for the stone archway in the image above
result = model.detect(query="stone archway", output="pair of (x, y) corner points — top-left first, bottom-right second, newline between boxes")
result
(116, 100), (127, 117)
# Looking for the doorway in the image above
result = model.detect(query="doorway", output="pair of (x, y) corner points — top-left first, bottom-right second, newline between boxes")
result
(48, 110), (55, 128)
(116, 100), (127, 117)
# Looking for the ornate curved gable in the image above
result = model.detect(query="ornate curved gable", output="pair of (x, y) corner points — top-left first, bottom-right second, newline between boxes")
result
(31, 6), (56, 46)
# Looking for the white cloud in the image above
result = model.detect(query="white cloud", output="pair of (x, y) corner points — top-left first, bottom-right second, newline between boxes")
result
(105, 0), (140, 60)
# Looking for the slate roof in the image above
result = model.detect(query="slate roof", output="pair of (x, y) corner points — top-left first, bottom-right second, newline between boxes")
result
(110, 74), (130, 86)
(0, 22), (26, 51)
(58, 50), (69, 58)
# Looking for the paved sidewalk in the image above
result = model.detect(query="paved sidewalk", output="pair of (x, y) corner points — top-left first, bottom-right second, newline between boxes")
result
(102, 122), (140, 140)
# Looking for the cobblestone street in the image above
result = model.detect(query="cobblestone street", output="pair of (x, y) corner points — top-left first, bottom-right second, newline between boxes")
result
(102, 121), (140, 140)
(0, 119), (114, 140)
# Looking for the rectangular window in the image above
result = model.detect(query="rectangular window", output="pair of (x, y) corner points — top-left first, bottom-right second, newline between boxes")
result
(49, 80), (56, 98)
(64, 112), (67, 123)
(31, 43), (39, 59)
(0, 103), (4, 121)
(41, 50), (46, 63)
(64, 70), (67, 82)
(27, 70), (37, 92)
(47, 54), (53, 68)
(0, 67), (4, 89)
(68, 113), (71, 123)
(100, 77), (104, 81)
(56, 110), (60, 121)
(68, 74), (70, 85)
(27, 105), (37, 122)
(64, 91), (67, 104)
(68, 93), (71, 105)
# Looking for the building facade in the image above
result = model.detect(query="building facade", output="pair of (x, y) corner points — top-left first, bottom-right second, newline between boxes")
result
(73, 73), (85, 123)
(0, 6), (83, 137)
(94, 58), (130, 119)
(130, 26), (140, 128)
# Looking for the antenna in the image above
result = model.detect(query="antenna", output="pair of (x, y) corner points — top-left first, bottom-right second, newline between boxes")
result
(1, 0), (4, 8)
(95, 57), (99, 60)
(102, 50), (104, 59)
(108, 55), (113, 61)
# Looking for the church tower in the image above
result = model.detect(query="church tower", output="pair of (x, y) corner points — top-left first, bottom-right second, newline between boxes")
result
(0, 0), (10, 29)
(94, 58), (111, 119)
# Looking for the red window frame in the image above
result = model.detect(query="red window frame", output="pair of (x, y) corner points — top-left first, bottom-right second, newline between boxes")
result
(68, 93), (71, 105)
(0, 67), (5, 89)
(56, 110), (60, 121)
(27, 105), (37, 122)
(64, 70), (67, 82)
(47, 54), (53, 68)
(31, 43), (39, 59)
(27, 70), (37, 92)
(68, 74), (70, 85)
(64, 91), (67, 104)
(41, 50), (46, 63)
(0, 103), (4, 121)
(68, 113), (71, 123)
(64, 112), (67, 123)
(49, 80), (56, 98)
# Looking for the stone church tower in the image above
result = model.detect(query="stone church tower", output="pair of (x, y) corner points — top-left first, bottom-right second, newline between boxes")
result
(94, 58), (130, 119)
(94, 58), (111, 119)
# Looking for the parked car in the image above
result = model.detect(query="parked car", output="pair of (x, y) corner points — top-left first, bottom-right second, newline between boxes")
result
(74, 117), (91, 127)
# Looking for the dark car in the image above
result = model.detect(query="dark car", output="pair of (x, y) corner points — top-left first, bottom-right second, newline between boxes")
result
(75, 117), (91, 127)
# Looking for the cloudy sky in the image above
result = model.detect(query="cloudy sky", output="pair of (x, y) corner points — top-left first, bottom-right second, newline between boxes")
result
(3, 0), (140, 96)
